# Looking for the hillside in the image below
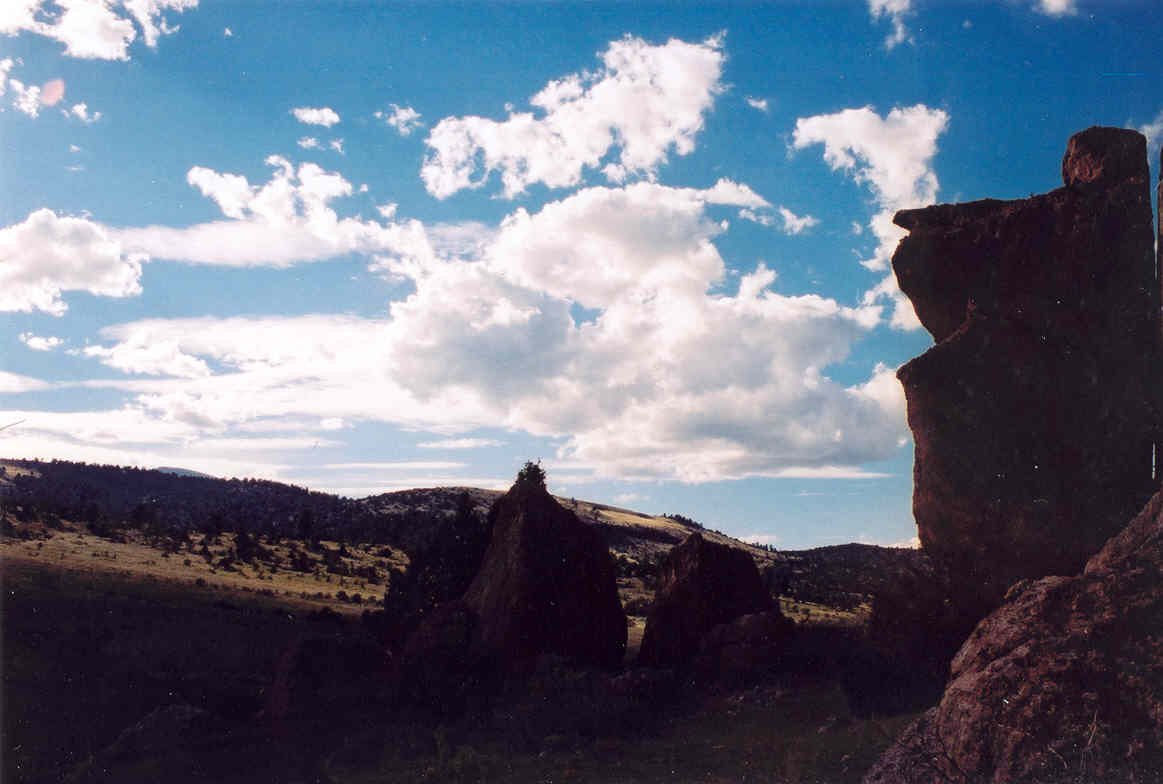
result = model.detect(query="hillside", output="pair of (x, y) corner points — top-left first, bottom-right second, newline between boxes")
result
(0, 457), (923, 618)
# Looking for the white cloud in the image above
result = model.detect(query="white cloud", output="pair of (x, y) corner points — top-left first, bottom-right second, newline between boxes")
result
(745, 96), (769, 113)
(115, 156), (418, 267)
(868, 0), (913, 49)
(0, 372), (50, 393)
(81, 179), (906, 483)
(377, 103), (422, 136)
(297, 136), (320, 149)
(417, 438), (505, 450)
(777, 206), (819, 235)
(66, 102), (101, 123)
(0, 208), (145, 315)
(0, 0), (196, 60)
(8, 76), (43, 117)
(793, 104), (949, 329)
(223, 26), (231, 37)
(1138, 108), (1163, 161)
(0, 57), (13, 90)
(328, 138), (344, 154)
(18, 333), (64, 351)
(1034, 0), (1076, 16)
(739, 209), (775, 227)
(743, 533), (779, 546)
(292, 106), (340, 127)
(421, 34), (725, 198)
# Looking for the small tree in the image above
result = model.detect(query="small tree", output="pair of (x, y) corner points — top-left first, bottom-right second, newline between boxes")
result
(515, 460), (546, 490)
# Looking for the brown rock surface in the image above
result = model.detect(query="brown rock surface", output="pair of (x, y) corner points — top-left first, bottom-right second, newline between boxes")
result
(865, 490), (1163, 784)
(638, 532), (777, 667)
(461, 477), (626, 669)
(893, 126), (1161, 609)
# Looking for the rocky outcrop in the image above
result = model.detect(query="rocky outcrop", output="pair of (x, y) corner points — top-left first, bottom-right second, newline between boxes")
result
(894, 126), (1161, 610)
(461, 476), (627, 669)
(865, 489), (1163, 784)
(693, 610), (795, 682)
(639, 532), (778, 667)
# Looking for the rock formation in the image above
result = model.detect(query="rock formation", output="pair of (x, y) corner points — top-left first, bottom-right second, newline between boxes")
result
(693, 610), (795, 682)
(865, 489), (1163, 784)
(893, 126), (1161, 610)
(638, 532), (779, 667)
(460, 473), (627, 669)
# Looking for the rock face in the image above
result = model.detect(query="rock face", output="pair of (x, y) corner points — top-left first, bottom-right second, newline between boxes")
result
(894, 126), (1161, 609)
(461, 477), (627, 669)
(865, 489), (1163, 784)
(639, 532), (778, 667)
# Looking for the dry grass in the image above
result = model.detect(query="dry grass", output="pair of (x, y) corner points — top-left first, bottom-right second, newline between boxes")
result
(1, 518), (407, 615)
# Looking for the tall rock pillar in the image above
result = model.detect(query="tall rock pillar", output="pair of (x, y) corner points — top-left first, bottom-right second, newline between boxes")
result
(892, 127), (1161, 611)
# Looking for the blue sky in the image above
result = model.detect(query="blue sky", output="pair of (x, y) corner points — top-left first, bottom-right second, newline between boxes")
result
(1, 0), (1160, 549)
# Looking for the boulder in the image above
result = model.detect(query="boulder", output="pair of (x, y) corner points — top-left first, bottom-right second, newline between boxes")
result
(694, 610), (795, 682)
(461, 475), (626, 669)
(638, 532), (777, 667)
(893, 126), (1161, 610)
(865, 490), (1163, 783)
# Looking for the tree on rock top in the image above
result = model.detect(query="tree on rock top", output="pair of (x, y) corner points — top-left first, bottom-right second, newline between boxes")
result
(515, 460), (547, 491)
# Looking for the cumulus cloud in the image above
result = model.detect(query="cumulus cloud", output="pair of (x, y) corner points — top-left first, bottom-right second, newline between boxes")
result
(0, 0), (197, 60)
(777, 206), (819, 235)
(0, 208), (145, 314)
(292, 106), (340, 127)
(82, 179), (907, 483)
(1138, 108), (1163, 160)
(868, 0), (913, 49)
(18, 333), (64, 351)
(1034, 0), (1076, 16)
(745, 96), (769, 113)
(297, 136), (320, 149)
(793, 104), (949, 328)
(8, 78), (41, 116)
(66, 101), (101, 123)
(421, 34), (725, 198)
(376, 103), (422, 136)
(115, 156), (419, 266)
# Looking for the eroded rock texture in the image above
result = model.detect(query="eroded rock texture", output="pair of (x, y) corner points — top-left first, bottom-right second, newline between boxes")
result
(865, 490), (1163, 784)
(894, 126), (1161, 609)
(638, 532), (778, 667)
(461, 479), (627, 669)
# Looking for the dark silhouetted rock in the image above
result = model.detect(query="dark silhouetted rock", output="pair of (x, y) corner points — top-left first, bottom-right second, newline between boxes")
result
(638, 532), (777, 667)
(395, 601), (498, 715)
(461, 477), (627, 669)
(893, 126), (1161, 611)
(865, 490), (1163, 784)
(694, 610), (795, 682)
(267, 633), (390, 721)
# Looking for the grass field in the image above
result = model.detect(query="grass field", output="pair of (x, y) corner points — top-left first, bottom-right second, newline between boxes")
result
(2, 517), (407, 615)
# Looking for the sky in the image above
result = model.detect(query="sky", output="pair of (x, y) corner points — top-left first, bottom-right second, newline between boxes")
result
(1, 0), (1160, 550)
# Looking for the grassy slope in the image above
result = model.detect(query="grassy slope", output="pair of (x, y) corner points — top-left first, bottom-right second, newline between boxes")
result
(2, 518), (407, 615)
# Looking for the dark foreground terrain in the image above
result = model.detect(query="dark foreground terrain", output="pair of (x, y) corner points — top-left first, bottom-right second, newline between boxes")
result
(3, 551), (917, 784)
(0, 457), (930, 784)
